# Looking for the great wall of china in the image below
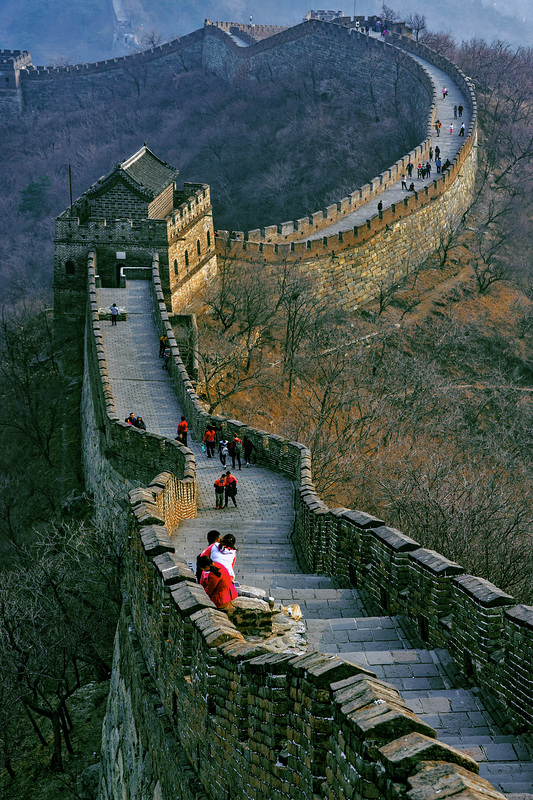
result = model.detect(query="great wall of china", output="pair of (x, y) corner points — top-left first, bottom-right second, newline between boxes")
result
(36, 16), (533, 800)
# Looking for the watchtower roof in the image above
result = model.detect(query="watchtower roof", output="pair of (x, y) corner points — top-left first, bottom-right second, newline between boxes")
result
(120, 145), (179, 197)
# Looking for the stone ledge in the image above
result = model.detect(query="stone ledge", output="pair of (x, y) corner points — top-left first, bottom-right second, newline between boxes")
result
(406, 760), (508, 800)
(453, 575), (515, 608)
(379, 732), (479, 780)
(371, 525), (420, 552)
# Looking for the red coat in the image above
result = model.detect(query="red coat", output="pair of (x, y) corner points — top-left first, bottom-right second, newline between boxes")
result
(201, 563), (238, 608)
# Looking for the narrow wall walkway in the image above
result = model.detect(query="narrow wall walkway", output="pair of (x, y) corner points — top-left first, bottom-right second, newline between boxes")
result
(300, 41), (472, 240)
(96, 282), (533, 799)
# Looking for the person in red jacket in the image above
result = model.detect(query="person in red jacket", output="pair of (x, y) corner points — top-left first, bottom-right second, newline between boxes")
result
(224, 471), (238, 508)
(196, 530), (221, 582)
(197, 556), (238, 610)
(176, 415), (188, 446)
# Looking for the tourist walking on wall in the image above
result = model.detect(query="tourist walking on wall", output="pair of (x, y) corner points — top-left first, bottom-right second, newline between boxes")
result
(435, 119), (441, 136)
(435, 157), (442, 173)
(176, 415), (188, 446)
(453, 104), (458, 118)
(219, 436), (229, 467)
(459, 123), (465, 136)
(426, 161), (431, 177)
(401, 174), (407, 190)
(198, 556), (238, 610)
(229, 434), (243, 470)
(407, 161), (413, 177)
(435, 145), (440, 160)
(162, 345), (171, 369)
(243, 435), (255, 467)
(458, 104), (463, 117)
(224, 471), (238, 507)
(214, 474), (226, 509)
(449, 123), (454, 135)
(110, 303), (119, 326)
(159, 335), (168, 357)
(204, 425), (217, 457)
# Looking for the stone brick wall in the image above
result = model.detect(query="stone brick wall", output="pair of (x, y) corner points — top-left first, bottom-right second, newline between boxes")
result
(98, 488), (510, 800)
(293, 505), (533, 730)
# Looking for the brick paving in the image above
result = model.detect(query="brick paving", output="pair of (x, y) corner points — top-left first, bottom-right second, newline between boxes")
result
(97, 271), (533, 799)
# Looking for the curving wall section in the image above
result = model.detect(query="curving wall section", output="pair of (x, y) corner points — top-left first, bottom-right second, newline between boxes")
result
(87, 253), (532, 800)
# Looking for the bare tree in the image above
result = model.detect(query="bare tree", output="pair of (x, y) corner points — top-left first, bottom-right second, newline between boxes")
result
(405, 12), (427, 41)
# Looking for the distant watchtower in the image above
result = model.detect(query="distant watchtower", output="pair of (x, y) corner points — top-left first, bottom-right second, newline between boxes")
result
(54, 144), (216, 338)
(0, 49), (32, 113)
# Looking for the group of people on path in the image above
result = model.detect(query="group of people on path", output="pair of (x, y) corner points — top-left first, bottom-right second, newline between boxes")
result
(196, 530), (239, 610)
(203, 426), (255, 469)
(214, 471), (238, 508)
(125, 412), (146, 430)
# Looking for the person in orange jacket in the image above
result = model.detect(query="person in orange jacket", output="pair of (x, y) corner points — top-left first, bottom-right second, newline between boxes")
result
(198, 556), (238, 610)
(203, 425), (217, 457)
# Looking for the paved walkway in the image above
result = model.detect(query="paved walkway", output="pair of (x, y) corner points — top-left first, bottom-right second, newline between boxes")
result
(97, 280), (533, 799)
(300, 43), (471, 240)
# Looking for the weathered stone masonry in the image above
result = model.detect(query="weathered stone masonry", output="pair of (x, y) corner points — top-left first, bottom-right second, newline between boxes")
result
(91, 250), (532, 800)
(44, 19), (530, 800)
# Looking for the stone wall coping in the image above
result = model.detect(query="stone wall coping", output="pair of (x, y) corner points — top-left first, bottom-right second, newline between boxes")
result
(342, 509), (385, 529)
(407, 761), (508, 800)
(504, 603), (533, 629)
(153, 553), (196, 586)
(170, 582), (216, 616)
(370, 525), (421, 552)
(453, 574), (515, 608)
(378, 731), (479, 780)
(408, 547), (465, 577)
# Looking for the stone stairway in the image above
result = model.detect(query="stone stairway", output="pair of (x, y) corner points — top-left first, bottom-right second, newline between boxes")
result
(99, 283), (533, 799)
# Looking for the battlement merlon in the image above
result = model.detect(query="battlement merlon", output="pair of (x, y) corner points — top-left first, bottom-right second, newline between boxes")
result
(54, 215), (168, 243)
(0, 49), (32, 68)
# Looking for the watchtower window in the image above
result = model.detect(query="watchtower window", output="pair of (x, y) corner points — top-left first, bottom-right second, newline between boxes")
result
(197, 239), (201, 255)
(207, 230), (211, 248)
(174, 259), (178, 276)
(65, 260), (75, 275)
(185, 250), (189, 268)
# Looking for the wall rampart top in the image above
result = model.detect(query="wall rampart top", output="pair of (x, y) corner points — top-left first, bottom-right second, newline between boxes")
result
(215, 130), (475, 261)
(204, 20), (476, 250)
(130, 250), (533, 732)
(19, 28), (204, 79)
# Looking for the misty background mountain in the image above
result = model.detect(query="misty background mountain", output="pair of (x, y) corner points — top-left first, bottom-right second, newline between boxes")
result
(0, 0), (531, 65)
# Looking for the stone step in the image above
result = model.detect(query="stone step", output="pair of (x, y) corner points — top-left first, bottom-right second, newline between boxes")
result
(267, 589), (367, 619)
(307, 616), (410, 654)
(234, 572), (338, 590)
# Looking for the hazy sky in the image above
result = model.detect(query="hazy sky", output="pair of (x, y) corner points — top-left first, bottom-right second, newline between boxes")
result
(0, 0), (530, 65)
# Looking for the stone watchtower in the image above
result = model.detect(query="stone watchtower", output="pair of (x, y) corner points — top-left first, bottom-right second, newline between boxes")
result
(0, 49), (32, 114)
(54, 144), (216, 342)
